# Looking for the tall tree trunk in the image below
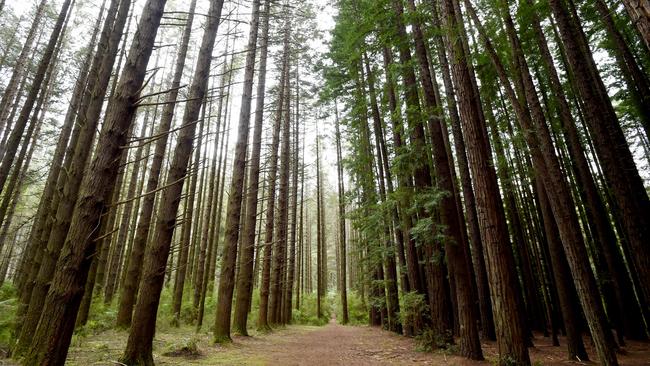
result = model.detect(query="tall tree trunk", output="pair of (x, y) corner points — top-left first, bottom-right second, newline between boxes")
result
(257, 33), (290, 331)
(334, 101), (348, 325)
(526, 0), (646, 342)
(315, 132), (323, 319)
(0, 0), (74, 194)
(119, 1), (224, 364)
(212, 0), (262, 341)
(117, 0), (198, 328)
(361, 55), (401, 334)
(0, 0), (47, 136)
(405, 0), (482, 356)
(466, 3), (619, 363)
(16, 0), (104, 302)
(104, 114), (150, 304)
(15, 0), (131, 355)
(284, 64), (300, 324)
(537, 183), (588, 360)
(430, 2), (494, 340)
(549, 0), (650, 308)
(622, 0), (650, 53)
(23, 0), (168, 363)
(596, 0), (650, 139)
(439, 0), (530, 363)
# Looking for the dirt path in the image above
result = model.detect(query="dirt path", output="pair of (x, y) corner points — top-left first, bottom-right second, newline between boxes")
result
(5, 317), (647, 365)
(155, 319), (649, 366)
(204, 319), (450, 365)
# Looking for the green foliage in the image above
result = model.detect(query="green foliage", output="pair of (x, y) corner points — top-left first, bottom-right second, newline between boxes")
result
(292, 293), (332, 326)
(335, 291), (368, 325)
(415, 328), (456, 353)
(409, 187), (450, 249)
(415, 328), (458, 354)
(162, 336), (202, 358)
(398, 291), (427, 332)
(0, 284), (17, 356)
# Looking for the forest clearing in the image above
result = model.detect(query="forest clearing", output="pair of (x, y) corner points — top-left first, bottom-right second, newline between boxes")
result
(1, 0), (650, 365)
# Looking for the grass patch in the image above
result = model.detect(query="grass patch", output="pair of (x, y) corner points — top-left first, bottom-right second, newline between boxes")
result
(162, 336), (202, 359)
(0, 283), (17, 357)
(292, 292), (333, 326)
(334, 291), (368, 325)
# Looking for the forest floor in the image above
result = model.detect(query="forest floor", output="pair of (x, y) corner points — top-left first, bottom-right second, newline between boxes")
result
(2, 318), (650, 365)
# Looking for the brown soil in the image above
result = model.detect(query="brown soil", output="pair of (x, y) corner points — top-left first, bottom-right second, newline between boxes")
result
(3, 318), (649, 365)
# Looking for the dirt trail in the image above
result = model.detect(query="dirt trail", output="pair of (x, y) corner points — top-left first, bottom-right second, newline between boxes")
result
(177, 317), (649, 366)
(6, 317), (648, 365)
(208, 319), (448, 365)
(157, 318), (649, 365)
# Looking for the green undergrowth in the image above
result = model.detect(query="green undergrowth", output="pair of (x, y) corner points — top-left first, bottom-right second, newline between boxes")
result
(334, 291), (368, 325)
(291, 292), (333, 326)
(0, 283), (17, 357)
(2, 282), (341, 361)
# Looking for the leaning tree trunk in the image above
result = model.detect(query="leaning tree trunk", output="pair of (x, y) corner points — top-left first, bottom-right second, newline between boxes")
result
(622, 0), (650, 53)
(119, 1), (224, 364)
(16, 0), (104, 303)
(22, 0), (168, 363)
(528, 0), (645, 341)
(104, 114), (150, 304)
(116, 0), (198, 328)
(439, 0), (530, 363)
(550, 0), (650, 316)
(405, 0), (482, 356)
(0, 0), (47, 136)
(13, 0), (132, 355)
(430, 1), (494, 340)
(467, 3), (618, 363)
(0, 0), (74, 195)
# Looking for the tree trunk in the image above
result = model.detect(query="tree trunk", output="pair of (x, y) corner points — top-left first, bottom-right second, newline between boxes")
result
(439, 0), (530, 363)
(623, 0), (650, 53)
(466, 3), (619, 363)
(0, 0), (74, 195)
(16, 0), (104, 302)
(430, 1), (495, 340)
(23, 0), (167, 363)
(537, 183), (588, 360)
(119, 1), (224, 364)
(549, 0), (650, 309)
(334, 101), (349, 325)
(0, 0), (47, 137)
(257, 33), (289, 331)
(117, 0), (198, 328)
(212, 0), (262, 341)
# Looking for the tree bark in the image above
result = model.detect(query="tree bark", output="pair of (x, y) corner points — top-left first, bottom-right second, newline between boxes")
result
(212, 0), (262, 341)
(334, 101), (349, 325)
(23, 0), (167, 363)
(119, 1), (224, 364)
(257, 33), (290, 331)
(0, 0), (74, 195)
(549, 0), (650, 309)
(0, 0), (47, 137)
(623, 0), (650, 53)
(439, 0), (530, 363)
(466, 3), (618, 363)
(117, 0), (198, 328)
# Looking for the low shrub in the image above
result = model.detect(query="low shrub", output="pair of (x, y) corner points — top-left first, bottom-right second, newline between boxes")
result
(0, 283), (17, 357)
(162, 336), (202, 359)
(292, 292), (332, 326)
(334, 291), (367, 325)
